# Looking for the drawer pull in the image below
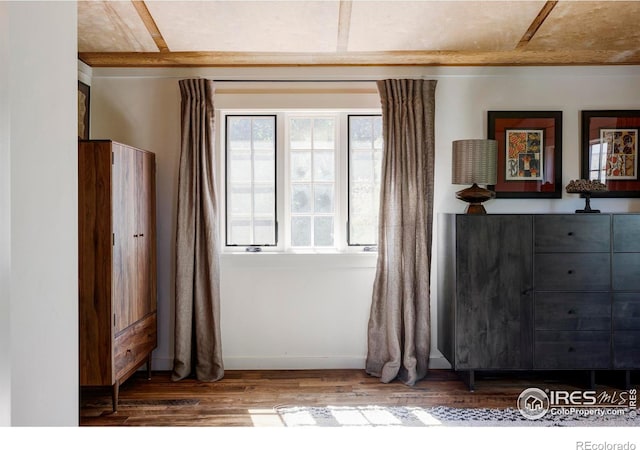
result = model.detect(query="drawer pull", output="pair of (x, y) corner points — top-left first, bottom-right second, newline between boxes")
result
(567, 309), (576, 315)
(568, 347), (575, 352)
(568, 232), (574, 236)
(567, 269), (574, 274)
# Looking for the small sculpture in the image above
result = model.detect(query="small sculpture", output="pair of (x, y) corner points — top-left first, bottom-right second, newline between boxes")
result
(565, 179), (608, 213)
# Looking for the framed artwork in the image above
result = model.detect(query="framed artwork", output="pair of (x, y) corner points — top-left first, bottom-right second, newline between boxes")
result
(581, 110), (640, 197)
(488, 111), (562, 198)
(78, 81), (90, 140)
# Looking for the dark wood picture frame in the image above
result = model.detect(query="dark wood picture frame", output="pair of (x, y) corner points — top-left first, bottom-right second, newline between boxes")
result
(78, 81), (90, 140)
(581, 110), (640, 198)
(488, 110), (562, 198)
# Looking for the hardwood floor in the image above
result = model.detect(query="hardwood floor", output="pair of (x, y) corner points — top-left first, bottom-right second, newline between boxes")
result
(79, 369), (637, 427)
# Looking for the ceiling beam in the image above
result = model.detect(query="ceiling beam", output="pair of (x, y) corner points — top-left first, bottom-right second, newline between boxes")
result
(131, 0), (169, 52)
(517, 0), (558, 49)
(337, 0), (353, 53)
(78, 49), (640, 68)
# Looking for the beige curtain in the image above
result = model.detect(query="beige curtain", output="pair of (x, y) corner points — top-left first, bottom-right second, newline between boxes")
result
(172, 79), (224, 382)
(366, 79), (437, 386)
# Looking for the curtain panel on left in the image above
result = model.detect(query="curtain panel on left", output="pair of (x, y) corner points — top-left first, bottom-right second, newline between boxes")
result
(172, 79), (224, 382)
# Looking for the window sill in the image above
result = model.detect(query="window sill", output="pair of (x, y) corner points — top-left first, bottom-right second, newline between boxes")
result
(220, 251), (378, 269)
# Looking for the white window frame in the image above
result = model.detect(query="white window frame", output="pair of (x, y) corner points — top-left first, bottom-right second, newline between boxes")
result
(347, 113), (383, 249)
(219, 108), (381, 254)
(284, 112), (341, 252)
(224, 114), (278, 248)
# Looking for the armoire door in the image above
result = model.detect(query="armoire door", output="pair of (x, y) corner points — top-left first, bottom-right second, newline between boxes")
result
(112, 143), (137, 334)
(133, 150), (157, 322)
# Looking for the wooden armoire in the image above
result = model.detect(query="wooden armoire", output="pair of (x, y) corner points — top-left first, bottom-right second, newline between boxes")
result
(78, 140), (157, 412)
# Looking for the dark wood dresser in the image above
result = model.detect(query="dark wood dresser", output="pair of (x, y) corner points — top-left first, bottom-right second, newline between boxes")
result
(438, 213), (640, 390)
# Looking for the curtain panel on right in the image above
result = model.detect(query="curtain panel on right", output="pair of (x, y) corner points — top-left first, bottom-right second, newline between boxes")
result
(366, 79), (437, 386)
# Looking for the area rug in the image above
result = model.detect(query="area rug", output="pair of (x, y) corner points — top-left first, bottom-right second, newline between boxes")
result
(275, 405), (640, 427)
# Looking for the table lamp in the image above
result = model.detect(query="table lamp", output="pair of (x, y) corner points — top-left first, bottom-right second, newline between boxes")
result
(452, 139), (498, 214)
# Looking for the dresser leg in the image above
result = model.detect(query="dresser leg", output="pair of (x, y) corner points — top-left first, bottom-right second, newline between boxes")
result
(458, 370), (475, 391)
(146, 354), (152, 380)
(112, 381), (119, 413)
(625, 370), (631, 390)
(588, 370), (596, 390)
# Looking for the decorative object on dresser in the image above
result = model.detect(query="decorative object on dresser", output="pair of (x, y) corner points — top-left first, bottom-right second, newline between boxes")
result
(451, 139), (497, 214)
(581, 110), (640, 198)
(438, 213), (640, 391)
(565, 179), (608, 213)
(487, 111), (562, 198)
(78, 140), (157, 412)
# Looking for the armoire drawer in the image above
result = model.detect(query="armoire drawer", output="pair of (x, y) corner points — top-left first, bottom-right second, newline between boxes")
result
(534, 215), (610, 253)
(535, 253), (610, 291)
(535, 293), (610, 330)
(613, 294), (640, 329)
(534, 331), (610, 369)
(114, 313), (157, 379)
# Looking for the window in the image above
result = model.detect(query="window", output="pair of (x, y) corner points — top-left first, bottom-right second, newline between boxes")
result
(225, 115), (277, 246)
(223, 111), (382, 252)
(288, 116), (336, 248)
(347, 115), (383, 246)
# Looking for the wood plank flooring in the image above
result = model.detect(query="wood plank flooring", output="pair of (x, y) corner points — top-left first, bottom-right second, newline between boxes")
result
(79, 369), (637, 427)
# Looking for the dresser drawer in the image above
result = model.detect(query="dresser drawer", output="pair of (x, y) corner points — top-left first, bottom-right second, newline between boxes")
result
(535, 253), (610, 291)
(613, 294), (640, 329)
(535, 293), (610, 331)
(613, 331), (640, 369)
(114, 313), (157, 380)
(534, 331), (610, 369)
(612, 254), (640, 291)
(534, 215), (610, 253)
(613, 215), (640, 252)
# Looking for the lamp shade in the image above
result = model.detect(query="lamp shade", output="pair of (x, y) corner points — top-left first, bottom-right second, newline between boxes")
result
(452, 139), (498, 185)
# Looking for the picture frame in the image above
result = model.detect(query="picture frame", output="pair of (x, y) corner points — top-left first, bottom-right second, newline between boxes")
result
(487, 111), (562, 198)
(581, 110), (640, 198)
(78, 81), (90, 140)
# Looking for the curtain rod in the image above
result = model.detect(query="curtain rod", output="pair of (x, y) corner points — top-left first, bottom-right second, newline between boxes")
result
(213, 79), (379, 83)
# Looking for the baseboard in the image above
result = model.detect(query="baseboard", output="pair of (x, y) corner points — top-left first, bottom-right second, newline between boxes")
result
(152, 356), (174, 371)
(429, 355), (453, 369)
(150, 355), (451, 371)
(221, 356), (367, 370)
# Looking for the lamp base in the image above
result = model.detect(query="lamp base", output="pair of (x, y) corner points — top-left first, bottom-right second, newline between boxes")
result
(456, 183), (496, 215)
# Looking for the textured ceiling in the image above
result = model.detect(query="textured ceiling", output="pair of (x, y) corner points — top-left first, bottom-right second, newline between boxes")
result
(77, 0), (640, 67)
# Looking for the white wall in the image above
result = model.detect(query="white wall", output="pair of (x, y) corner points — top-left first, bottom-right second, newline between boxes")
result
(6, 1), (78, 426)
(0, 1), (11, 427)
(90, 65), (640, 373)
(90, 77), (383, 370)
